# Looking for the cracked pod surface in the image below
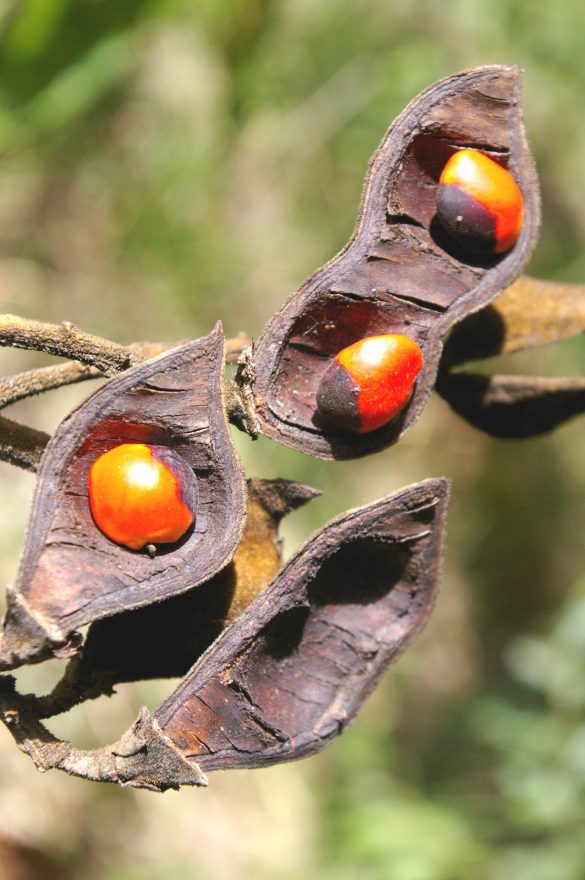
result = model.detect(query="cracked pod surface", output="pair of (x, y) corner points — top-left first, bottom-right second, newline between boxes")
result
(154, 478), (449, 775)
(250, 65), (540, 459)
(0, 324), (246, 670)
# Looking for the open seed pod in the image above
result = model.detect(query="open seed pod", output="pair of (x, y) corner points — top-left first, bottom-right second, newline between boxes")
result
(155, 477), (448, 777)
(32, 479), (320, 716)
(249, 65), (540, 459)
(0, 324), (246, 671)
(0, 478), (448, 789)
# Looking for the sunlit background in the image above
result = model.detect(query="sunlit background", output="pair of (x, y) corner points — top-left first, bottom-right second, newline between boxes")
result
(1, 2), (585, 878)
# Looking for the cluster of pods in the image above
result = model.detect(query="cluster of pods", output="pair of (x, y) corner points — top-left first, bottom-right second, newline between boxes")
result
(0, 65), (540, 790)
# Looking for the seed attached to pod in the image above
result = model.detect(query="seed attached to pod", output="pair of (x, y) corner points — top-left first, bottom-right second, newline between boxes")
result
(316, 334), (424, 434)
(88, 443), (197, 551)
(436, 149), (524, 255)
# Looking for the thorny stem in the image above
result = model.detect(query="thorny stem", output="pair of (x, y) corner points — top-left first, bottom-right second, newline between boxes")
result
(0, 318), (251, 472)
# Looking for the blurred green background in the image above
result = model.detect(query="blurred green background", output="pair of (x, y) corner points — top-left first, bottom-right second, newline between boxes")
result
(1, 1), (585, 878)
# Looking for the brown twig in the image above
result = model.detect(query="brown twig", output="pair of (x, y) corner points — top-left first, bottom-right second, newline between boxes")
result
(0, 320), (251, 471)
(0, 416), (50, 472)
(0, 676), (206, 790)
(0, 315), (137, 375)
(0, 332), (251, 411)
(0, 362), (102, 409)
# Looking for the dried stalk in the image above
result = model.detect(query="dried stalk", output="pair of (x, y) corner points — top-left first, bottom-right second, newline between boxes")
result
(0, 327), (251, 410)
(0, 315), (137, 375)
(0, 677), (205, 791)
(0, 362), (102, 409)
(0, 416), (50, 472)
(0, 319), (251, 471)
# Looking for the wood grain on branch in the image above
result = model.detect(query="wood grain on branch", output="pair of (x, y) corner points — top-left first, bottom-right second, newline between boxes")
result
(0, 416), (50, 472)
(0, 314), (137, 375)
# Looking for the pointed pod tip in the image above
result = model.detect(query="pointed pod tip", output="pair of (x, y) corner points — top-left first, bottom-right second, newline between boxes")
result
(111, 708), (208, 790)
(248, 479), (322, 521)
(0, 588), (74, 671)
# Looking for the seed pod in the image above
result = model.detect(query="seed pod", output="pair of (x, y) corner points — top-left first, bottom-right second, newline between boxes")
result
(436, 149), (524, 254)
(436, 276), (585, 437)
(154, 478), (449, 776)
(0, 324), (246, 671)
(249, 65), (540, 459)
(0, 478), (448, 790)
(436, 371), (585, 439)
(444, 276), (585, 366)
(34, 479), (319, 713)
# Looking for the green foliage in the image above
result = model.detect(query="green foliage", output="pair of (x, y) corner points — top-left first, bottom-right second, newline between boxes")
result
(306, 580), (585, 880)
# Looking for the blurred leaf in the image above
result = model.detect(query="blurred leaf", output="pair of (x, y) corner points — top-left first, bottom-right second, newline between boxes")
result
(321, 795), (486, 880)
(4, 0), (70, 60)
(0, 0), (158, 103)
(6, 32), (136, 145)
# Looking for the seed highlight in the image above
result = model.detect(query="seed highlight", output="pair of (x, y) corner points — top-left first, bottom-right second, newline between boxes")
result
(88, 443), (197, 551)
(316, 334), (424, 434)
(436, 149), (523, 255)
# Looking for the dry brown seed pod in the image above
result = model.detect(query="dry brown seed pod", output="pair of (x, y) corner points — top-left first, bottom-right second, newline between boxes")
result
(442, 275), (585, 367)
(436, 276), (585, 437)
(0, 324), (246, 671)
(155, 477), (449, 776)
(436, 372), (585, 438)
(249, 65), (540, 459)
(0, 478), (448, 790)
(31, 479), (320, 716)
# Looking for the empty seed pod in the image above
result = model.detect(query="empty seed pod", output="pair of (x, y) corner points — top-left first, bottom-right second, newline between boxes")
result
(249, 65), (540, 459)
(0, 324), (246, 670)
(155, 478), (448, 777)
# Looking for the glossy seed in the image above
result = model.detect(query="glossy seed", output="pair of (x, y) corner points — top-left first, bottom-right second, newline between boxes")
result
(436, 149), (524, 255)
(88, 443), (197, 551)
(316, 334), (424, 434)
